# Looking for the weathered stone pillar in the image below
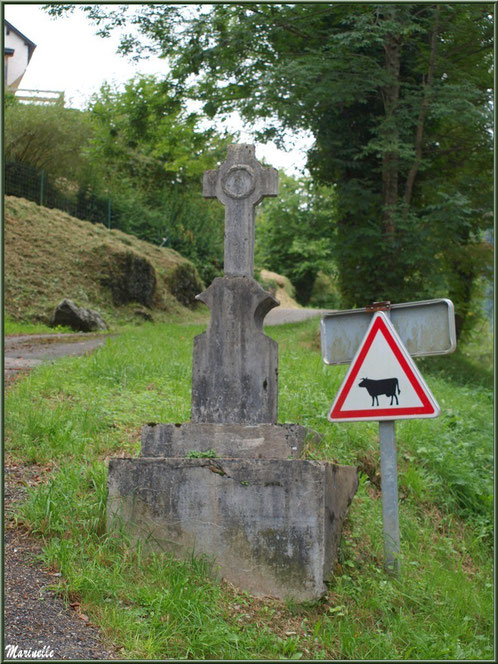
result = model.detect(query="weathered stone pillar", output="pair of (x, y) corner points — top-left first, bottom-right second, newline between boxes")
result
(191, 277), (279, 424)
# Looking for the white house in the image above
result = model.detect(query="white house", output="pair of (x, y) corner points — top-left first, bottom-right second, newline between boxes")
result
(4, 20), (36, 91)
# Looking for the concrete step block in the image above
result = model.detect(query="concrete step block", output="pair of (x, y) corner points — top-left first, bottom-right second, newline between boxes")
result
(140, 422), (322, 459)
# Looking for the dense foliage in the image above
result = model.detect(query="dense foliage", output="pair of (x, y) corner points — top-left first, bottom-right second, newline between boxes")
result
(256, 174), (337, 304)
(4, 98), (93, 180)
(47, 3), (493, 334)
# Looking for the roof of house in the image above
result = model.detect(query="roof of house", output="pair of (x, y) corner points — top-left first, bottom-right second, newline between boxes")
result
(4, 19), (37, 62)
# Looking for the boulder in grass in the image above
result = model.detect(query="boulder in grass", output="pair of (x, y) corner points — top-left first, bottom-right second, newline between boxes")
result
(52, 299), (108, 332)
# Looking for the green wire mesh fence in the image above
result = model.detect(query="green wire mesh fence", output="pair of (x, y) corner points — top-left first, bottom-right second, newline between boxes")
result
(5, 161), (113, 228)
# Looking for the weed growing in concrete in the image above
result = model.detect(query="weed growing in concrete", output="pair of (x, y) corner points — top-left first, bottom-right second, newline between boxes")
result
(186, 449), (218, 459)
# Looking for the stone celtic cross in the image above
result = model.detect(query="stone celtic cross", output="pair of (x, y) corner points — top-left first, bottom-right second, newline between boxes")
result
(203, 144), (278, 277)
(191, 144), (280, 424)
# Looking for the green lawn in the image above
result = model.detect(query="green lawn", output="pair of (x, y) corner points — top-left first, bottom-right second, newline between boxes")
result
(4, 313), (74, 335)
(5, 319), (494, 660)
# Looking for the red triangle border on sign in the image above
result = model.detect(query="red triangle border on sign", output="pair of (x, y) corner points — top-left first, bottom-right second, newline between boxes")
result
(329, 314), (437, 420)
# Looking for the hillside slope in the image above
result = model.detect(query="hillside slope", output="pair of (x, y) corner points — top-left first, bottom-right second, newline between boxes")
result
(257, 269), (300, 309)
(4, 196), (207, 326)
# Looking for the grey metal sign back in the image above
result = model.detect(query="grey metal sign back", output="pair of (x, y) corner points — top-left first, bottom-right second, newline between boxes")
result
(321, 299), (456, 365)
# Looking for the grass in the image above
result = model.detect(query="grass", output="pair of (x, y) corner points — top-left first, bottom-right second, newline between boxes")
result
(4, 313), (74, 335)
(4, 196), (299, 332)
(5, 319), (494, 660)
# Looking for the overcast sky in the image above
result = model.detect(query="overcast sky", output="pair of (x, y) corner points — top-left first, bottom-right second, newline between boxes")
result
(4, 3), (312, 175)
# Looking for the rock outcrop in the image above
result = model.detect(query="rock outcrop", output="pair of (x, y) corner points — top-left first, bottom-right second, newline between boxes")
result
(52, 299), (107, 332)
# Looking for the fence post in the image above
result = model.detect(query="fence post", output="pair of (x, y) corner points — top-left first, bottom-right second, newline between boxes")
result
(40, 170), (45, 206)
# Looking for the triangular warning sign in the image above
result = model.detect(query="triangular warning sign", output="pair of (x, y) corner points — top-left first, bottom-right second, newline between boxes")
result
(328, 311), (440, 422)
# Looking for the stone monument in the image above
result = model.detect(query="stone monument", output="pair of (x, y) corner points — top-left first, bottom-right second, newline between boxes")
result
(107, 144), (358, 601)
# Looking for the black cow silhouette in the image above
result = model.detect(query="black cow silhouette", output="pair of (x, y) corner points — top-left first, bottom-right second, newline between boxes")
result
(358, 377), (400, 406)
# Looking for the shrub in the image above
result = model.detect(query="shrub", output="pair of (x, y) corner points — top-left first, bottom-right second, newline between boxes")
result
(309, 271), (342, 309)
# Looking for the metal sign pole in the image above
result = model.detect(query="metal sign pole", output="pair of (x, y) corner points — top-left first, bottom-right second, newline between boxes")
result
(378, 304), (400, 576)
(379, 420), (401, 576)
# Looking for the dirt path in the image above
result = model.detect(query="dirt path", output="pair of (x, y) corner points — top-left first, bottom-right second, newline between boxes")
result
(4, 467), (117, 660)
(3, 311), (328, 660)
(4, 333), (117, 660)
(4, 526), (117, 661)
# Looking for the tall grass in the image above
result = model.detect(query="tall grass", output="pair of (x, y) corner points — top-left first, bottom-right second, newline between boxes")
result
(5, 320), (494, 660)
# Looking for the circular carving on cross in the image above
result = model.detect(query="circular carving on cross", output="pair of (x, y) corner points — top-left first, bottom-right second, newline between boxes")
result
(221, 165), (256, 200)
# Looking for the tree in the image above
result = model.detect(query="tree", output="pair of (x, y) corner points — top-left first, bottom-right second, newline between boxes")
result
(85, 75), (231, 282)
(4, 75), (232, 283)
(256, 173), (337, 304)
(46, 4), (493, 334)
(4, 97), (93, 179)
(87, 76), (228, 194)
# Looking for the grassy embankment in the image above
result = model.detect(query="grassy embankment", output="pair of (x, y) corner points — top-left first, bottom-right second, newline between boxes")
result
(5, 315), (493, 660)
(4, 196), (207, 329)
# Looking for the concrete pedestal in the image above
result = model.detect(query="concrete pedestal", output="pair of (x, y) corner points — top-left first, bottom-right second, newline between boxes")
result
(107, 447), (358, 601)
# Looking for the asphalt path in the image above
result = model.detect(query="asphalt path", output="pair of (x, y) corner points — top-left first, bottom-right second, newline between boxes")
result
(4, 333), (112, 384)
(264, 307), (330, 326)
